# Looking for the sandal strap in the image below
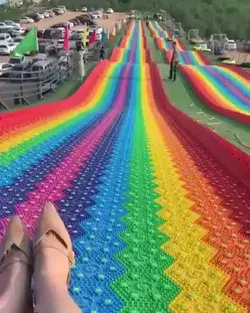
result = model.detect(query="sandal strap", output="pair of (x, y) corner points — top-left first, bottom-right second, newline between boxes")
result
(34, 244), (75, 267)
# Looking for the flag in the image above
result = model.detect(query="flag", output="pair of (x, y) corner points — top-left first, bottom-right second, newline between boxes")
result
(101, 29), (106, 43)
(89, 31), (96, 45)
(63, 24), (70, 51)
(110, 26), (116, 39)
(12, 27), (38, 56)
(82, 24), (87, 46)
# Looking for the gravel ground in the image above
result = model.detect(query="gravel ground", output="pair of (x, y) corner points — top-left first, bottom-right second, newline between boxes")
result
(224, 51), (250, 64)
(21, 12), (126, 30)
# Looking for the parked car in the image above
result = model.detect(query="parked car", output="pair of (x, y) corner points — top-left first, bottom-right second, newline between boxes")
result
(33, 53), (48, 62)
(0, 62), (13, 77)
(30, 13), (42, 22)
(57, 6), (67, 12)
(20, 17), (34, 23)
(107, 8), (114, 14)
(5, 21), (21, 29)
(9, 55), (28, 66)
(0, 42), (17, 55)
(225, 39), (237, 50)
(52, 9), (62, 15)
(43, 11), (50, 18)
(66, 21), (74, 28)
(31, 60), (53, 79)
(0, 33), (13, 43)
(81, 7), (88, 12)
(47, 10), (55, 17)
(70, 30), (83, 40)
(37, 12), (45, 19)
(0, 26), (13, 34)
(9, 63), (31, 79)
(90, 11), (102, 19)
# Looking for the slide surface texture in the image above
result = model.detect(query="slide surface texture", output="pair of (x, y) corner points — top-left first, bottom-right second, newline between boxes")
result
(1, 21), (250, 313)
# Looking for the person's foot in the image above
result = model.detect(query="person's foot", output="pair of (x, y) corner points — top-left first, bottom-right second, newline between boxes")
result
(33, 202), (75, 283)
(33, 203), (81, 313)
(0, 216), (33, 313)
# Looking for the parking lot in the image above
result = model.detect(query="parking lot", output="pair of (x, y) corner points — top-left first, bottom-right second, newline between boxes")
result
(22, 11), (126, 31)
(0, 10), (126, 110)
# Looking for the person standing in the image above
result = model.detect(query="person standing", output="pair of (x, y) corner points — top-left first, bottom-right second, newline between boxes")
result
(100, 46), (105, 61)
(168, 41), (179, 81)
(74, 43), (85, 81)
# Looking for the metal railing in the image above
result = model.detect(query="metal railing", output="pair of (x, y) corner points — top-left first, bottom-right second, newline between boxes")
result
(0, 54), (78, 111)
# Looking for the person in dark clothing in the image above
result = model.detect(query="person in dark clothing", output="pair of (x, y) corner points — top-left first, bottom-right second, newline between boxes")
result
(100, 46), (105, 60)
(14, 94), (20, 106)
(168, 41), (179, 81)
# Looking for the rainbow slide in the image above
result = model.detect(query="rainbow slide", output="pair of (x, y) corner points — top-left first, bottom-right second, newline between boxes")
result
(182, 65), (250, 121)
(1, 21), (250, 313)
(150, 21), (250, 123)
(149, 22), (210, 66)
(166, 50), (210, 65)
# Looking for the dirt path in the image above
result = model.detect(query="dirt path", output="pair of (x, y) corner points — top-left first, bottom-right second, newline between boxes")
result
(22, 12), (126, 31)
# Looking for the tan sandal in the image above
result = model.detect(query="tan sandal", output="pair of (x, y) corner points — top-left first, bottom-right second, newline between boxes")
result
(33, 202), (75, 284)
(0, 216), (32, 272)
(0, 216), (33, 313)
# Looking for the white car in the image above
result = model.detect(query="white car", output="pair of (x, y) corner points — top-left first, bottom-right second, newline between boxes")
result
(107, 8), (114, 14)
(0, 62), (13, 76)
(37, 13), (45, 19)
(47, 10), (55, 17)
(226, 39), (237, 50)
(81, 7), (88, 12)
(66, 21), (74, 28)
(91, 11), (102, 19)
(43, 11), (50, 18)
(0, 34), (13, 43)
(0, 42), (17, 55)
(57, 6), (66, 12)
(20, 17), (34, 23)
(4, 20), (21, 29)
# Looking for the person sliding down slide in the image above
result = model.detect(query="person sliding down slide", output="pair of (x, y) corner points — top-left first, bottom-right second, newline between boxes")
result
(0, 202), (82, 313)
(168, 41), (179, 81)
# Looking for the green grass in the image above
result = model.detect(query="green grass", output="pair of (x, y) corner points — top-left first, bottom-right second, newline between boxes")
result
(157, 63), (250, 153)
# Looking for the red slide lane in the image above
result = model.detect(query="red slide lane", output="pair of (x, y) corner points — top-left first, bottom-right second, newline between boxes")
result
(149, 63), (250, 188)
(180, 66), (250, 125)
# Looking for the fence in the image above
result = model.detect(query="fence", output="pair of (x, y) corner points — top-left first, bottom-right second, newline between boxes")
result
(0, 54), (79, 111)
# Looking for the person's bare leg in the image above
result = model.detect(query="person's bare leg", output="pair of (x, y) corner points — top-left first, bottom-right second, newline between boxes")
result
(0, 216), (33, 313)
(33, 202), (81, 313)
